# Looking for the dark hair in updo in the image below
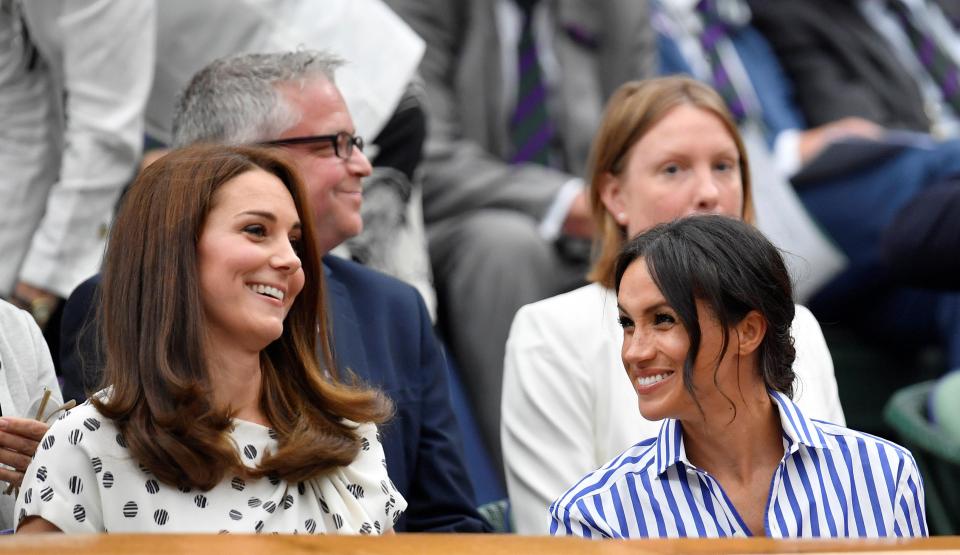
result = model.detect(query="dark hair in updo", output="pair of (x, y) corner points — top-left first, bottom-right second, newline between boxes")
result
(613, 215), (796, 404)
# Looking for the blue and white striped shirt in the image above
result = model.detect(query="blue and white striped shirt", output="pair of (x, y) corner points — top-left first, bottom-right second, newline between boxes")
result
(550, 391), (927, 538)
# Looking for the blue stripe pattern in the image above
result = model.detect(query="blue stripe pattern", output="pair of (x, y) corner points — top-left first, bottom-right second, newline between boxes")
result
(549, 392), (927, 538)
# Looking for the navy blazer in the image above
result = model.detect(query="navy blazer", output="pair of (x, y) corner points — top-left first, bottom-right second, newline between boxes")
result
(59, 255), (489, 532)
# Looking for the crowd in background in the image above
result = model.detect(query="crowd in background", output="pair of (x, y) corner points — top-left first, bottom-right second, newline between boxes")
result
(1, 0), (959, 538)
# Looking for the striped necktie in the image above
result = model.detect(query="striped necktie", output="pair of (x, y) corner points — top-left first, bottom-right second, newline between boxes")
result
(696, 0), (748, 123)
(509, 0), (555, 165)
(887, 0), (960, 113)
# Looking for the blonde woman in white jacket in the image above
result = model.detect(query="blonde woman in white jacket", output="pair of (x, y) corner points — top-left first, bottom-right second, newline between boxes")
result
(502, 76), (845, 535)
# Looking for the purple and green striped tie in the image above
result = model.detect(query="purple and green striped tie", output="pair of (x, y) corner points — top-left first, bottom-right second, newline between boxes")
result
(888, 0), (960, 114)
(696, 0), (748, 123)
(509, 1), (555, 165)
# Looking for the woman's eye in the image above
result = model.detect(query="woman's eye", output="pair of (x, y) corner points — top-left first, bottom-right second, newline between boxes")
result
(661, 163), (681, 176)
(617, 315), (634, 329)
(653, 312), (676, 326)
(714, 160), (734, 172)
(243, 224), (267, 238)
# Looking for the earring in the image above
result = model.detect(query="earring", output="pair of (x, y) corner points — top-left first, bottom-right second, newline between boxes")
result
(615, 212), (627, 224)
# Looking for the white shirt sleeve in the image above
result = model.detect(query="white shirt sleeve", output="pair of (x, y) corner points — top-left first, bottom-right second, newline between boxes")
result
(17, 0), (155, 297)
(538, 178), (585, 241)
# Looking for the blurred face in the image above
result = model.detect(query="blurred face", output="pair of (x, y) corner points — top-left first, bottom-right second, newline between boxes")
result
(617, 259), (750, 423)
(601, 105), (744, 238)
(197, 169), (305, 354)
(275, 79), (373, 253)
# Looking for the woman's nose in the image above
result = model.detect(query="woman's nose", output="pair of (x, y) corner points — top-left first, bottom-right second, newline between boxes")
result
(693, 168), (721, 211)
(622, 330), (656, 365)
(271, 240), (302, 274)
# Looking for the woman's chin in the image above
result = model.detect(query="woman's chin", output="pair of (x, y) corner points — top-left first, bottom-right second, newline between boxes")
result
(637, 403), (669, 423)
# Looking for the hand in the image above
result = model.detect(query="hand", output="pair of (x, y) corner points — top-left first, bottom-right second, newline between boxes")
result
(0, 417), (49, 490)
(561, 190), (594, 239)
(798, 117), (885, 165)
(10, 281), (62, 331)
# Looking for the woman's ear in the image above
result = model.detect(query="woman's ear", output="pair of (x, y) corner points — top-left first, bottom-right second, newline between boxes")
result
(598, 171), (627, 225)
(734, 310), (766, 356)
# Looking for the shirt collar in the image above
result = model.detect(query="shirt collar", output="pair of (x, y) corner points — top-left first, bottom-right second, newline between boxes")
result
(654, 390), (831, 477)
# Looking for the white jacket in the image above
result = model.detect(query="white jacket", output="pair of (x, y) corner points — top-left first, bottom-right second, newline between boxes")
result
(502, 283), (845, 535)
(0, 300), (63, 530)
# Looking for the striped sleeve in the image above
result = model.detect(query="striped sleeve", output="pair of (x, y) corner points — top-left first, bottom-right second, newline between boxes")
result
(551, 495), (617, 539)
(891, 453), (927, 537)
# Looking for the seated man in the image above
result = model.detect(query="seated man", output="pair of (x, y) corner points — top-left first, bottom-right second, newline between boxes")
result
(59, 51), (489, 533)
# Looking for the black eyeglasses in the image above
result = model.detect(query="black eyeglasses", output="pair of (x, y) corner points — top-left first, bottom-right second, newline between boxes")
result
(260, 131), (364, 160)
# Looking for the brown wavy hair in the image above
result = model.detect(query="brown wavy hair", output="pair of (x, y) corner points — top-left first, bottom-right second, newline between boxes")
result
(587, 76), (755, 289)
(95, 144), (392, 490)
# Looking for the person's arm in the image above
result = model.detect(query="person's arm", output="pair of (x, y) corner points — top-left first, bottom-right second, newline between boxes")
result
(16, 0), (155, 298)
(549, 496), (612, 538)
(15, 516), (61, 533)
(384, 0), (574, 225)
(502, 303), (598, 535)
(892, 455), (928, 537)
(14, 407), (102, 533)
(402, 296), (490, 532)
(0, 302), (61, 488)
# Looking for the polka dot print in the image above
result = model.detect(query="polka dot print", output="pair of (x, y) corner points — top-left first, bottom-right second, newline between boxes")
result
(15, 402), (406, 534)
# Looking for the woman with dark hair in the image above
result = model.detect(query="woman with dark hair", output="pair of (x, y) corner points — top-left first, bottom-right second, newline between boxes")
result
(551, 215), (926, 538)
(15, 144), (402, 534)
(502, 76), (844, 534)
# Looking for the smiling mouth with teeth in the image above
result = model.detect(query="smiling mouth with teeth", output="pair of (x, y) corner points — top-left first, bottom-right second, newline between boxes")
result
(636, 372), (674, 387)
(248, 283), (285, 302)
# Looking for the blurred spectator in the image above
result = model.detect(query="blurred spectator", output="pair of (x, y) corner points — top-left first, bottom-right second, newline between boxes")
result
(656, 0), (960, 370)
(930, 371), (960, 440)
(882, 179), (960, 290)
(0, 299), (63, 530)
(750, 0), (960, 139)
(143, 0), (436, 317)
(386, 0), (656, 467)
(0, 0), (154, 328)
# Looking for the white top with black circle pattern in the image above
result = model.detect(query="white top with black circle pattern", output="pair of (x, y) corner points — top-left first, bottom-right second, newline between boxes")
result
(14, 399), (406, 534)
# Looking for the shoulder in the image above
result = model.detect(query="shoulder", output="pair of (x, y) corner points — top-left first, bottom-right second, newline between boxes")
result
(511, 283), (616, 340)
(551, 437), (659, 523)
(812, 420), (919, 473)
(0, 300), (39, 344)
(791, 304), (821, 334)
(46, 400), (117, 441)
(324, 255), (423, 308)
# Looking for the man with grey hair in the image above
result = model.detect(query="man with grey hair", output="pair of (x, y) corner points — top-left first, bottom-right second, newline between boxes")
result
(60, 50), (490, 533)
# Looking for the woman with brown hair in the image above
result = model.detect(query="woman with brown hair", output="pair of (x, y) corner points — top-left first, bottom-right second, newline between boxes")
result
(15, 144), (402, 534)
(502, 76), (844, 534)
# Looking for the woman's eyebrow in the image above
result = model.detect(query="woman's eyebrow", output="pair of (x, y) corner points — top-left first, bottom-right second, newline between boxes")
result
(236, 210), (276, 222)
